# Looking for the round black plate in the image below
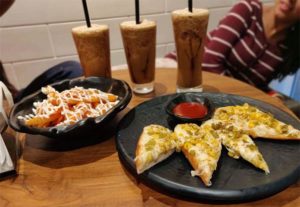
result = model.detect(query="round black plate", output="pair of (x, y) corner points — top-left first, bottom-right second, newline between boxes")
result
(9, 76), (132, 139)
(116, 92), (300, 203)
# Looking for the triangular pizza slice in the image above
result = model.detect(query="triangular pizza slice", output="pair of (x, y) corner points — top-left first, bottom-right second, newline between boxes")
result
(203, 120), (270, 174)
(175, 123), (222, 186)
(213, 103), (300, 140)
(135, 124), (178, 174)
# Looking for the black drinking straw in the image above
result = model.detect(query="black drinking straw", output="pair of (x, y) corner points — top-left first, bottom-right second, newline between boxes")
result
(82, 0), (91, 27)
(135, 0), (140, 24)
(188, 0), (193, 12)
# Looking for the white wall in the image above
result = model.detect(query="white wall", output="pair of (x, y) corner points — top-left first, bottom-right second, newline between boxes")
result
(0, 0), (272, 89)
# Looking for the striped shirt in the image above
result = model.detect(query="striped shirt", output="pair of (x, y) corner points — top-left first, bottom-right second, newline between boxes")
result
(166, 0), (286, 91)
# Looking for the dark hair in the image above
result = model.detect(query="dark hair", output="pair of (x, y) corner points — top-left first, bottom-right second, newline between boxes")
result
(276, 22), (300, 80)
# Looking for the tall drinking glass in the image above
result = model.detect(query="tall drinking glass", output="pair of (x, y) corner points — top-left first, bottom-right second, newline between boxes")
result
(72, 24), (111, 78)
(120, 20), (156, 94)
(172, 8), (209, 93)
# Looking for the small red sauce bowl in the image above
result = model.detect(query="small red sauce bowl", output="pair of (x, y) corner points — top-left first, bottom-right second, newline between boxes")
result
(165, 93), (214, 124)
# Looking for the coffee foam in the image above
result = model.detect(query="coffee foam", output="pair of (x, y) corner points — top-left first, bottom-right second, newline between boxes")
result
(120, 19), (156, 30)
(172, 8), (209, 17)
(72, 24), (108, 35)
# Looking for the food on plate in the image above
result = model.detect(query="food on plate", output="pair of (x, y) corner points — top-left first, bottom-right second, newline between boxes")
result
(137, 121), (268, 186)
(134, 103), (299, 186)
(202, 120), (269, 174)
(175, 123), (222, 186)
(173, 102), (208, 119)
(213, 103), (300, 140)
(135, 125), (178, 174)
(174, 123), (203, 148)
(18, 85), (119, 127)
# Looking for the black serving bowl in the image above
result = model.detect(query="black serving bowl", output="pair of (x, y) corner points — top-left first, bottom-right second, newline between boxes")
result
(165, 93), (214, 124)
(8, 76), (132, 139)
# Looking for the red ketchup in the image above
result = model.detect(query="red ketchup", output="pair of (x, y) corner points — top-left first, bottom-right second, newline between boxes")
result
(173, 102), (207, 119)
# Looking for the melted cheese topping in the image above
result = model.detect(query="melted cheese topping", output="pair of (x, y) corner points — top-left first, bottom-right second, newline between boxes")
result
(213, 103), (300, 138)
(174, 122), (222, 185)
(201, 120), (270, 173)
(214, 122), (270, 173)
(174, 123), (204, 148)
(135, 125), (178, 170)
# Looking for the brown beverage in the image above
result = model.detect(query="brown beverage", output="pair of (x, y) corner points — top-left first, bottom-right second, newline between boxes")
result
(172, 8), (209, 92)
(72, 24), (111, 78)
(120, 20), (156, 94)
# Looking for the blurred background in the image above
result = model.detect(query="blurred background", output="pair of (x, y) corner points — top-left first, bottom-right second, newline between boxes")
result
(0, 0), (299, 100)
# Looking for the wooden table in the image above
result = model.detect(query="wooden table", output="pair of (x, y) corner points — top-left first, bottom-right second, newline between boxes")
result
(1, 68), (299, 206)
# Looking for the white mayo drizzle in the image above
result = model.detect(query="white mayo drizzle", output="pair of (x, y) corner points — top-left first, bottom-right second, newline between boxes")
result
(18, 86), (119, 127)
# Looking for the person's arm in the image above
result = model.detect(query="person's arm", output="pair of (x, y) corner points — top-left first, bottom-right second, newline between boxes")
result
(202, 0), (253, 74)
(0, 0), (15, 17)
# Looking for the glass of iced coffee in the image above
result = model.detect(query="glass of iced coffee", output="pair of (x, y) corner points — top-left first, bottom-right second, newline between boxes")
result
(72, 24), (111, 78)
(172, 8), (209, 93)
(120, 20), (156, 94)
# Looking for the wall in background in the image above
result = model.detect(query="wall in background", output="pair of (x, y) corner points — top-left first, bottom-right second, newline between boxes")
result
(0, 0), (272, 89)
